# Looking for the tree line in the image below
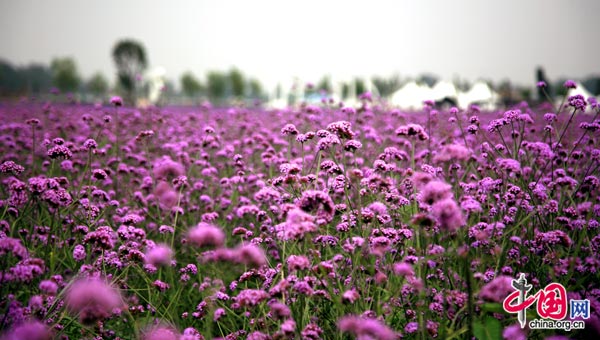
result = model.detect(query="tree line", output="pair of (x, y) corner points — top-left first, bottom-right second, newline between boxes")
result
(0, 39), (266, 104)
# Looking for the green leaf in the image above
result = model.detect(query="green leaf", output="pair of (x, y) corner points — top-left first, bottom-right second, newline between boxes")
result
(473, 316), (503, 340)
(480, 303), (508, 314)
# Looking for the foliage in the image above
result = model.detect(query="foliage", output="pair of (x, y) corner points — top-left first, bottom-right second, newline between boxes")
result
(112, 39), (147, 101)
(50, 57), (80, 92)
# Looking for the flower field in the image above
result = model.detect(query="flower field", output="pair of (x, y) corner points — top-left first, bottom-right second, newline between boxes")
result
(0, 93), (599, 339)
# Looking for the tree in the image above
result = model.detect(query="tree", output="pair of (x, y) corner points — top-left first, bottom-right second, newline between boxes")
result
(317, 76), (332, 94)
(207, 71), (227, 101)
(248, 78), (264, 99)
(180, 72), (203, 98)
(341, 83), (350, 99)
(536, 66), (553, 101)
(418, 73), (438, 87)
(87, 72), (109, 98)
(0, 60), (23, 95)
(372, 74), (401, 98)
(112, 39), (147, 103)
(354, 78), (366, 97)
(228, 68), (245, 98)
(50, 57), (80, 93)
(22, 64), (52, 94)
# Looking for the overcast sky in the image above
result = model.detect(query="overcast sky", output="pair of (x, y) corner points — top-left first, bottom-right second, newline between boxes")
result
(1, 0), (598, 91)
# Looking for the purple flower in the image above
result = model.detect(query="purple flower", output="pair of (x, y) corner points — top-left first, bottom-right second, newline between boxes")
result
(145, 244), (173, 267)
(563, 80), (577, 89)
(479, 275), (514, 302)
(420, 180), (453, 205)
(301, 322), (323, 340)
(338, 315), (396, 340)
(502, 324), (526, 340)
(432, 198), (465, 232)
(287, 255), (311, 272)
(2, 320), (51, 340)
(0, 238), (29, 260)
(327, 120), (355, 139)
(568, 94), (587, 111)
(297, 190), (335, 223)
(234, 243), (267, 268)
(392, 262), (415, 277)
(110, 96), (123, 106)
(72, 244), (86, 261)
(342, 289), (360, 303)
(281, 123), (299, 136)
(143, 326), (180, 340)
(275, 208), (317, 241)
(0, 161), (25, 175)
(269, 300), (291, 319)
(65, 278), (123, 324)
(188, 223), (225, 248)
(537, 81), (547, 88)
(235, 289), (268, 307)
(153, 158), (185, 180)
(39, 280), (58, 295)
(47, 145), (72, 159)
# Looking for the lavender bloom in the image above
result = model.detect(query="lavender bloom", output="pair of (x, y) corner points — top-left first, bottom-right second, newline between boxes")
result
(145, 244), (173, 267)
(72, 244), (86, 261)
(0, 238), (29, 260)
(479, 275), (514, 302)
(568, 94), (587, 111)
(297, 190), (335, 223)
(235, 289), (269, 307)
(433, 144), (471, 162)
(275, 208), (317, 241)
(338, 315), (396, 340)
(47, 145), (72, 159)
(39, 280), (58, 295)
(1, 320), (51, 340)
(281, 123), (299, 136)
(188, 223), (225, 248)
(392, 262), (415, 277)
(0, 161), (25, 175)
(143, 326), (180, 340)
(502, 324), (526, 340)
(563, 80), (577, 89)
(431, 198), (465, 233)
(110, 96), (123, 106)
(327, 121), (355, 139)
(153, 158), (185, 180)
(287, 255), (311, 272)
(65, 278), (123, 324)
(420, 181), (453, 205)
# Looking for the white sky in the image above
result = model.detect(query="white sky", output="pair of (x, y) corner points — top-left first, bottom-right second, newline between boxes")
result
(1, 0), (598, 91)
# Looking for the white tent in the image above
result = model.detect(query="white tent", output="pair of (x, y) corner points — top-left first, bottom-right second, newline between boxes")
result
(431, 80), (458, 101)
(457, 81), (498, 110)
(146, 66), (166, 104)
(390, 81), (433, 109)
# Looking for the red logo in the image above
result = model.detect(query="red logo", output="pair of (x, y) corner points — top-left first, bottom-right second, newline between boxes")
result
(503, 274), (568, 328)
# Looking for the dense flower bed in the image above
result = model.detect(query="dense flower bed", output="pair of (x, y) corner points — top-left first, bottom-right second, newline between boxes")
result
(0, 94), (599, 339)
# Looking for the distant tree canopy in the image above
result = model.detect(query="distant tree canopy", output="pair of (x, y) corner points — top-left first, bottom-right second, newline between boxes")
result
(207, 71), (227, 101)
(50, 57), (81, 93)
(228, 68), (245, 98)
(180, 72), (203, 98)
(0, 61), (53, 95)
(354, 78), (366, 96)
(317, 76), (332, 94)
(372, 74), (401, 98)
(248, 78), (263, 99)
(112, 39), (147, 102)
(87, 72), (109, 98)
